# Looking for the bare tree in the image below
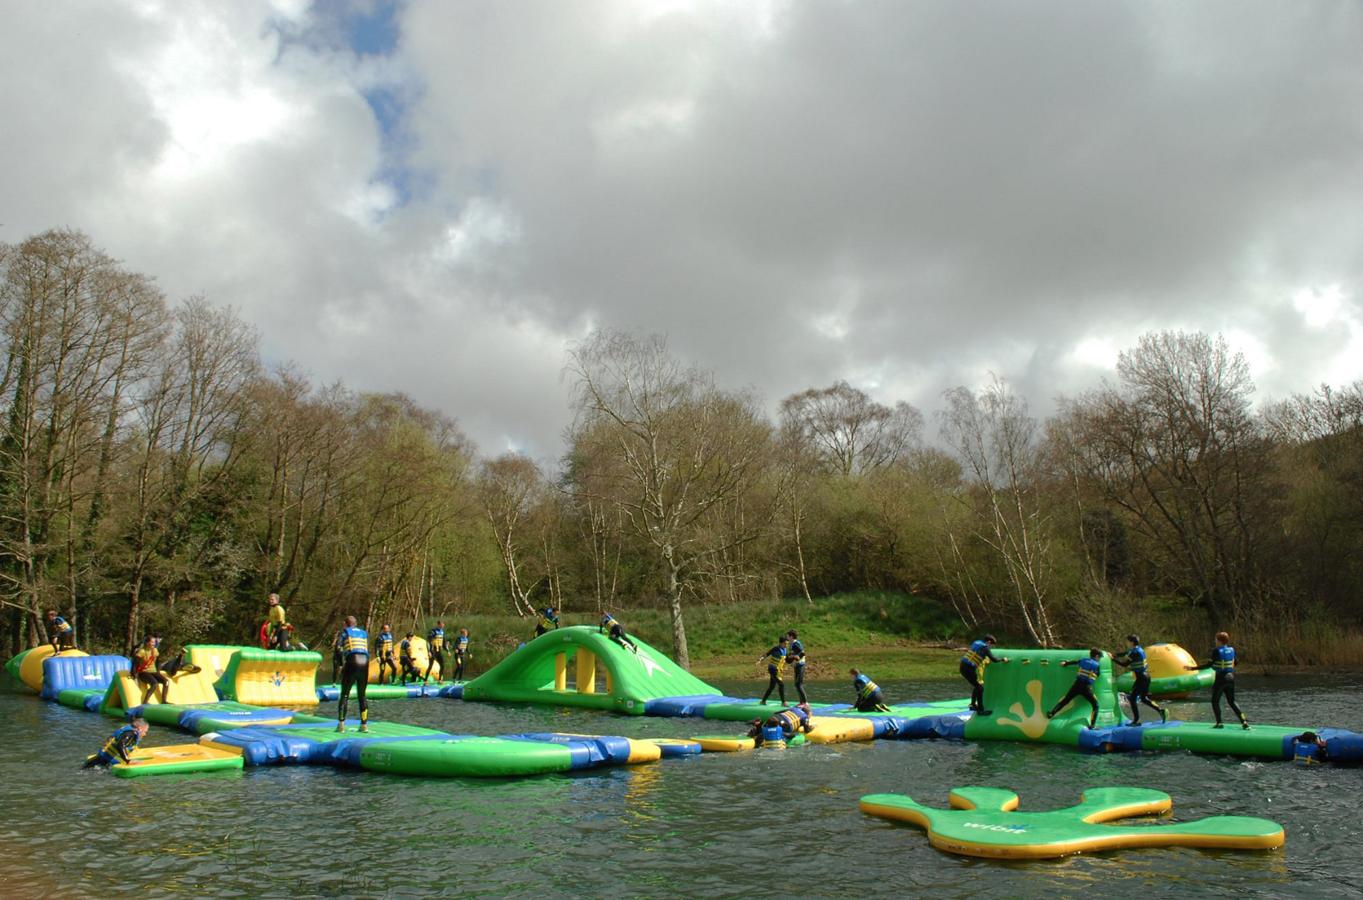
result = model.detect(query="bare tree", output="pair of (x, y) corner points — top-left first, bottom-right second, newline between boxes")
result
(477, 453), (545, 616)
(780, 380), (922, 477)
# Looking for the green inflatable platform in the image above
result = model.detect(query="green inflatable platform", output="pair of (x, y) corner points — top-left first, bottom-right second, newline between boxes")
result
(964, 650), (1123, 744)
(461, 626), (719, 714)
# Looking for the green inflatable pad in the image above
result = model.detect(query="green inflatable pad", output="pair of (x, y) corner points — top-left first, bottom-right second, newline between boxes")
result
(358, 736), (578, 777)
(963, 650), (1123, 745)
(860, 786), (1285, 859)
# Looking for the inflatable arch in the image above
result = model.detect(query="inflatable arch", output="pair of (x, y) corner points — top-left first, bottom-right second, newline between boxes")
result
(462, 625), (719, 714)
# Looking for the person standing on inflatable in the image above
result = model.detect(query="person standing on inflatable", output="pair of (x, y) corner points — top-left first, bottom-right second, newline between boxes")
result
(960, 635), (1009, 715)
(452, 628), (470, 680)
(601, 613), (638, 653)
(132, 635), (169, 704)
(1046, 649), (1103, 729)
(335, 616), (370, 733)
(425, 620), (447, 683)
(536, 607), (559, 637)
(850, 668), (891, 712)
(374, 624), (397, 684)
(399, 632), (418, 685)
(787, 630), (809, 704)
(84, 718), (148, 768)
(758, 636), (789, 705)
(1188, 631), (1249, 730)
(1113, 634), (1168, 725)
(266, 594), (291, 650)
(46, 609), (77, 652)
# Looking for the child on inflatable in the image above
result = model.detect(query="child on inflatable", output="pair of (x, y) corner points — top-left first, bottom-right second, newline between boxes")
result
(850, 668), (891, 712)
(46, 609), (77, 652)
(601, 614), (639, 654)
(758, 635), (789, 705)
(84, 718), (148, 768)
(133, 634), (169, 704)
(746, 702), (815, 746)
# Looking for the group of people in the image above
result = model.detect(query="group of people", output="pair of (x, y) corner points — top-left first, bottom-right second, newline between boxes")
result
(529, 606), (640, 655)
(757, 630), (809, 705)
(336, 620), (472, 688)
(958, 631), (1250, 730)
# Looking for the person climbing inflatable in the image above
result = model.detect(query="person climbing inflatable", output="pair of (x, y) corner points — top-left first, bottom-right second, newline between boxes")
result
(536, 607), (559, 637)
(960, 635), (1009, 715)
(84, 718), (148, 768)
(1046, 648), (1103, 729)
(747, 703), (815, 746)
(600, 614), (638, 654)
(46, 609), (76, 652)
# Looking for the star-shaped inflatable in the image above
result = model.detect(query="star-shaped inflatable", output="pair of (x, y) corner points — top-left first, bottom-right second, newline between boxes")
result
(860, 786), (1284, 859)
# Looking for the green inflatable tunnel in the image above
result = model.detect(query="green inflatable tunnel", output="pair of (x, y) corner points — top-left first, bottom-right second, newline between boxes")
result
(964, 649), (1123, 745)
(461, 626), (719, 715)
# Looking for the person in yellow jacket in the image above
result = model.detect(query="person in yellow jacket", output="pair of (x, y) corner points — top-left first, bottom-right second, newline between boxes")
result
(758, 636), (790, 705)
(266, 594), (292, 650)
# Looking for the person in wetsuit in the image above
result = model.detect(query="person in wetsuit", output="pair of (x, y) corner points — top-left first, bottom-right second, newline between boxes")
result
(850, 668), (891, 712)
(1113, 634), (1167, 726)
(787, 630), (809, 705)
(132, 635), (169, 704)
(84, 718), (149, 768)
(330, 628), (346, 684)
(758, 636), (789, 705)
(399, 632), (418, 685)
(746, 703), (815, 746)
(1046, 649), (1103, 729)
(452, 628), (470, 680)
(336, 615), (370, 733)
(1188, 631), (1248, 730)
(46, 609), (76, 652)
(600, 614), (638, 653)
(156, 646), (200, 679)
(535, 607), (560, 637)
(266, 593), (293, 651)
(424, 620), (447, 683)
(960, 635), (1009, 715)
(374, 624), (397, 684)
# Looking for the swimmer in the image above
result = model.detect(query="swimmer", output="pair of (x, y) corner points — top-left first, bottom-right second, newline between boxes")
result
(1188, 631), (1248, 730)
(335, 615), (370, 733)
(84, 718), (148, 768)
(1293, 731), (1328, 765)
(960, 635), (1009, 715)
(850, 668), (891, 712)
(1046, 648), (1103, 729)
(758, 636), (789, 705)
(1113, 634), (1167, 725)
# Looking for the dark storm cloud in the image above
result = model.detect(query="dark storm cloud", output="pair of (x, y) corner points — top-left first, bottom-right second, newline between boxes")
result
(2, 1), (1362, 456)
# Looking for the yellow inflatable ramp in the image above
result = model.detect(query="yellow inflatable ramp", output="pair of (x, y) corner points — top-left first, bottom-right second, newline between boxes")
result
(804, 716), (877, 744)
(214, 648), (321, 706)
(102, 666), (220, 712)
(185, 644), (252, 680)
(111, 743), (244, 778)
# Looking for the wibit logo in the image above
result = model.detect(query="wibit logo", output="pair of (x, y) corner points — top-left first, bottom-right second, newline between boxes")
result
(962, 822), (1028, 834)
(995, 679), (1051, 739)
(271, 671), (287, 687)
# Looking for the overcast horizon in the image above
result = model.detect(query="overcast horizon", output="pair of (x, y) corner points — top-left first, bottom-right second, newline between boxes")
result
(4, 0), (1362, 458)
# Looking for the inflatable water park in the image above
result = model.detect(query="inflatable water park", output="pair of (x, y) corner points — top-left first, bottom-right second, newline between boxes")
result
(7, 625), (1360, 857)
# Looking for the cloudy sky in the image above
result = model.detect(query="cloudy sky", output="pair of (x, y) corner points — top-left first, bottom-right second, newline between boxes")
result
(4, 0), (1362, 456)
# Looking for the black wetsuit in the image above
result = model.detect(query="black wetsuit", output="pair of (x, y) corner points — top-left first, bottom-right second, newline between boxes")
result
(789, 639), (808, 705)
(375, 631), (397, 684)
(960, 640), (998, 712)
(399, 640), (417, 685)
(1047, 657), (1101, 728)
(1115, 645), (1165, 724)
(1207, 645), (1246, 727)
(337, 626), (369, 728)
(606, 622), (637, 653)
(132, 645), (168, 704)
(760, 645), (787, 705)
(452, 635), (468, 680)
(424, 628), (446, 682)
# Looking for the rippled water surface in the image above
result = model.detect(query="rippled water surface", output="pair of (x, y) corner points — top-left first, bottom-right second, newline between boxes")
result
(2, 674), (1360, 898)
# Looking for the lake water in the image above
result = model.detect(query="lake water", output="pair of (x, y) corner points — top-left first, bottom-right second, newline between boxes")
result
(1, 674), (1360, 898)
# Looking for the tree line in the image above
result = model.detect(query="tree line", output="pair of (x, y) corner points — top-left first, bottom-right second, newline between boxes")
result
(4, 229), (1361, 667)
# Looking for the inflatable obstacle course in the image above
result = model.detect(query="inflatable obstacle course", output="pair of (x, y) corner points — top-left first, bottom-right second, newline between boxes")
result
(11, 646), (89, 692)
(462, 626), (719, 714)
(40, 654), (128, 701)
(860, 786), (1285, 859)
(964, 650), (1122, 744)
(185, 644), (248, 680)
(1113, 643), (1214, 698)
(101, 665), (220, 713)
(110, 743), (244, 778)
(315, 680), (461, 702)
(214, 648), (321, 706)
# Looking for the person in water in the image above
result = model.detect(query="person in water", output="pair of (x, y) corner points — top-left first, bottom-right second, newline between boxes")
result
(1113, 634), (1168, 725)
(46, 609), (76, 652)
(374, 624), (397, 684)
(1292, 731), (1328, 765)
(600, 614), (638, 653)
(850, 668), (891, 712)
(425, 620), (447, 683)
(758, 636), (789, 705)
(399, 632), (418, 685)
(1046, 648), (1103, 729)
(787, 630), (809, 705)
(132, 634), (169, 704)
(746, 703), (815, 746)
(535, 607), (560, 637)
(452, 628), (470, 680)
(84, 718), (149, 768)
(335, 615), (370, 733)
(960, 635), (1009, 715)
(1188, 631), (1248, 730)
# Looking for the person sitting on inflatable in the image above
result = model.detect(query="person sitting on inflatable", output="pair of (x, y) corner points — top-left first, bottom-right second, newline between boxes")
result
(453, 628), (470, 680)
(960, 635), (1009, 715)
(46, 609), (76, 652)
(746, 702), (815, 746)
(84, 718), (148, 768)
(600, 613), (639, 654)
(535, 607), (559, 637)
(1113, 634), (1168, 726)
(133, 634), (169, 704)
(758, 635), (789, 706)
(1188, 631), (1249, 730)
(374, 624), (397, 684)
(266, 593), (296, 651)
(1046, 648), (1103, 729)
(399, 632), (418, 685)
(850, 668), (891, 712)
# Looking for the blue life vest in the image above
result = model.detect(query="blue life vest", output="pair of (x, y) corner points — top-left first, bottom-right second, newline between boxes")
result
(101, 724), (140, 762)
(602, 614), (616, 629)
(455, 634), (469, 652)
(400, 639), (413, 658)
(428, 628), (445, 651)
(51, 616), (72, 634)
(1213, 645), (1236, 672)
(774, 707), (808, 732)
(761, 725), (786, 744)
(765, 646), (787, 672)
(1293, 740), (1321, 765)
(854, 675), (880, 700)
(1126, 645), (1148, 674)
(962, 639), (990, 668)
(340, 626), (368, 656)
(1076, 657), (1101, 683)
(376, 631), (394, 654)
(789, 639), (806, 666)
(539, 610), (558, 630)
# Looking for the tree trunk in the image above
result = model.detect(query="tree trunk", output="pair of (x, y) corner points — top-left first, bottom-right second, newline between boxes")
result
(667, 562), (690, 669)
